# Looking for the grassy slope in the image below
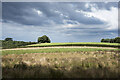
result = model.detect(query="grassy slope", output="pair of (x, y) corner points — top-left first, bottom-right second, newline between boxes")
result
(2, 48), (120, 55)
(27, 42), (119, 47)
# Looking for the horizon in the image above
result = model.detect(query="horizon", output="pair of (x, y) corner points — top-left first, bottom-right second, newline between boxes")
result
(1, 36), (119, 43)
(2, 2), (118, 42)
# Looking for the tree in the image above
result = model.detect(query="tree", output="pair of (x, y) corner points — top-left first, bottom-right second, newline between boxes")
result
(110, 39), (115, 43)
(38, 37), (44, 43)
(114, 37), (120, 43)
(38, 35), (51, 43)
(102, 38), (110, 43)
(5, 38), (13, 41)
(101, 39), (104, 42)
(101, 37), (120, 43)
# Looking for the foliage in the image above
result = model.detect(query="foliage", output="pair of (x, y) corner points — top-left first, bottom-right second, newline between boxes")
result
(114, 37), (120, 43)
(5, 38), (13, 41)
(1, 40), (37, 49)
(101, 37), (120, 43)
(110, 39), (115, 43)
(38, 35), (51, 43)
(101, 39), (104, 42)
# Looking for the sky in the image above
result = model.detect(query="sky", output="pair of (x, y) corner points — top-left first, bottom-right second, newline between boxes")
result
(1, 2), (118, 42)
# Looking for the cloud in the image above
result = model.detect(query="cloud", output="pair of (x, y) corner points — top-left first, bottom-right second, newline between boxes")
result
(33, 8), (43, 15)
(79, 3), (118, 30)
(2, 2), (118, 42)
(2, 2), (107, 26)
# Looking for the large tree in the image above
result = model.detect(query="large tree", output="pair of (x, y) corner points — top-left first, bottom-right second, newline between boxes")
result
(5, 38), (13, 41)
(114, 37), (120, 43)
(38, 35), (51, 43)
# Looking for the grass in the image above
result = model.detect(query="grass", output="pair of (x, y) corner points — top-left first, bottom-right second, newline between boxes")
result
(27, 42), (120, 48)
(2, 50), (120, 78)
(2, 48), (120, 55)
(2, 43), (120, 78)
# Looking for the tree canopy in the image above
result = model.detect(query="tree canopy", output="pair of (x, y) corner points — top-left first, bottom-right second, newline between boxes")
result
(5, 38), (13, 41)
(38, 35), (51, 43)
(101, 37), (120, 43)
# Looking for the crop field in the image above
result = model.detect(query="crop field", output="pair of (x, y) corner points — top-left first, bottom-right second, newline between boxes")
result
(27, 42), (120, 48)
(2, 48), (120, 78)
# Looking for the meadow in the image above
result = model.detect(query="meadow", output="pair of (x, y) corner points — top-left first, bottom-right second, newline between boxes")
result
(2, 47), (120, 78)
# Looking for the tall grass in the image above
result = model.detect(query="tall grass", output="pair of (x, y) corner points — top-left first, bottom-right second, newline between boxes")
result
(2, 50), (119, 78)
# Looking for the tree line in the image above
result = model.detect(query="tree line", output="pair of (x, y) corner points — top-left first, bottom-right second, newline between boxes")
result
(101, 37), (120, 43)
(1, 35), (120, 49)
(0, 35), (50, 49)
(1, 38), (37, 49)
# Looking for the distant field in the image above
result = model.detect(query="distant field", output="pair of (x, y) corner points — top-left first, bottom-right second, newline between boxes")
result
(2, 48), (120, 55)
(27, 42), (120, 48)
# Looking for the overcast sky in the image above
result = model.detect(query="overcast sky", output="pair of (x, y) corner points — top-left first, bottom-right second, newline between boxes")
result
(2, 2), (118, 42)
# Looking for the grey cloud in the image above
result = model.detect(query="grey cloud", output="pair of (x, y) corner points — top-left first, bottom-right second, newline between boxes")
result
(3, 2), (114, 26)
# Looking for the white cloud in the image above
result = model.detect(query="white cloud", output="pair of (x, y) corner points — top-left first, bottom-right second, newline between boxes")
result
(85, 3), (97, 9)
(33, 8), (42, 15)
(80, 3), (118, 30)
(54, 10), (68, 18)
(85, 3), (89, 8)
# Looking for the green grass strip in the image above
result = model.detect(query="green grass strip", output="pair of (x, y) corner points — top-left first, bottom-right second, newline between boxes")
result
(2, 48), (120, 55)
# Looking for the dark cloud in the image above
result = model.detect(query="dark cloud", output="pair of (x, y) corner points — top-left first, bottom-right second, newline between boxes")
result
(3, 2), (116, 26)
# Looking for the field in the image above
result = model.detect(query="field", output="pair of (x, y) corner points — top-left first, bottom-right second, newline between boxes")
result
(27, 42), (120, 48)
(2, 48), (120, 55)
(2, 44), (120, 78)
